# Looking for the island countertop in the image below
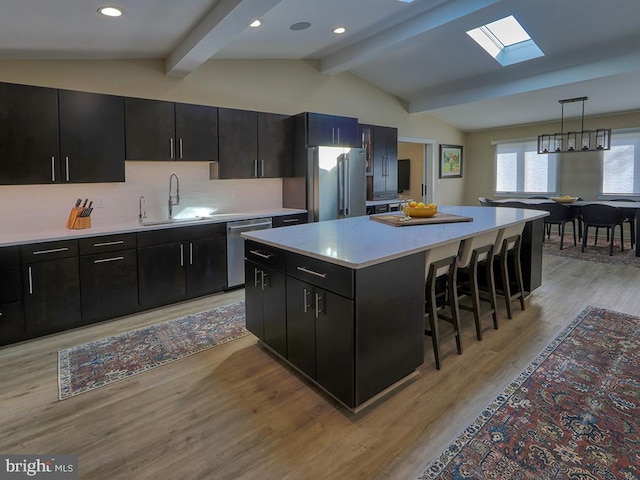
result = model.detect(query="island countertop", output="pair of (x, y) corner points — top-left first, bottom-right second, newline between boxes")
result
(242, 206), (547, 269)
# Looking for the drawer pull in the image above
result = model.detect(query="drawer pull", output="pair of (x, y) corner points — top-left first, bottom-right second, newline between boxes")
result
(249, 250), (274, 259)
(32, 247), (69, 255)
(93, 240), (124, 247)
(93, 256), (124, 264)
(283, 218), (299, 223)
(296, 266), (327, 278)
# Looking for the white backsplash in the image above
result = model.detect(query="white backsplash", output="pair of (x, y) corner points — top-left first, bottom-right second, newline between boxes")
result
(0, 162), (283, 234)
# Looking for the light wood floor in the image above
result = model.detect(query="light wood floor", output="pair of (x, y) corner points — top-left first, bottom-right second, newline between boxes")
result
(2, 253), (640, 480)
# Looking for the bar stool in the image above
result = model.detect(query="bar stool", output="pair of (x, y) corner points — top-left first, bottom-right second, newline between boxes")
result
(493, 223), (526, 319)
(456, 230), (501, 341)
(424, 241), (462, 370)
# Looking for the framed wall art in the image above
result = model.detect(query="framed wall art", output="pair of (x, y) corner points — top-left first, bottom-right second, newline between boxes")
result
(439, 144), (463, 178)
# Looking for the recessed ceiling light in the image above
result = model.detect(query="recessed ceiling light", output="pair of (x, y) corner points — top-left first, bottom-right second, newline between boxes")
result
(290, 22), (311, 31)
(250, 19), (261, 28)
(333, 27), (346, 34)
(98, 6), (124, 17)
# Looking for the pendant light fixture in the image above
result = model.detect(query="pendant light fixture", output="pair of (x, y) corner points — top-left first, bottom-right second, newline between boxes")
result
(537, 97), (611, 154)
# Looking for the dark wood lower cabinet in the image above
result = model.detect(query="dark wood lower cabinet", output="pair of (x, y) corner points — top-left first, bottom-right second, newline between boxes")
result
(79, 249), (139, 324)
(138, 243), (187, 308)
(23, 257), (82, 335)
(185, 237), (227, 299)
(0, 302), (24, 346)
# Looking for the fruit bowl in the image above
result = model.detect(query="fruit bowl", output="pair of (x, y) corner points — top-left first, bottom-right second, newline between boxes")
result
(403, 205), (438, 218)
(551, 196), (579, 204)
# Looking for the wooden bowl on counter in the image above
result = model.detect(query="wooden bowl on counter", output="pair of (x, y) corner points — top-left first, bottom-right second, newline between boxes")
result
(403, 205), (438, 218)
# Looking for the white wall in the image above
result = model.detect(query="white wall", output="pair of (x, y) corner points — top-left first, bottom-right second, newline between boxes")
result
(0, 58), (466, 234)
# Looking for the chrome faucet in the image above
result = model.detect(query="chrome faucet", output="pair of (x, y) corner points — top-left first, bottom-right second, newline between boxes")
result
(168, 173), (180, 218)
(138, 195), (147, 223)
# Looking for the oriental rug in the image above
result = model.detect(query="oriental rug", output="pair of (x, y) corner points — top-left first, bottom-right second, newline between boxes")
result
(58, 301), (248, 400)
(542, 232), (640, 269)
(418, 306), (640, 480)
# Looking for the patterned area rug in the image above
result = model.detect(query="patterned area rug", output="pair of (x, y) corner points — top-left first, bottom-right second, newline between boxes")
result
(542, 231), (640, 268)
(419, 306), (640, 479)
(58, 301), (248, 400)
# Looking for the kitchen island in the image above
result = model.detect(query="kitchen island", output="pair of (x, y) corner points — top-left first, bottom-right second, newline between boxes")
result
(242, 206), (547, 411)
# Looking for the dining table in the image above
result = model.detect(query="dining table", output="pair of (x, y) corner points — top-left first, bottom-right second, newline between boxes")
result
(491, 198), (640, 256)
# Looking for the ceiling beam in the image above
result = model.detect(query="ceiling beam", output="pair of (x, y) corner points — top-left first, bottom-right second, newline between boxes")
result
(408, 51), (640, 113)
(166, 0), (283, 78)
(320, 0), (502, 76)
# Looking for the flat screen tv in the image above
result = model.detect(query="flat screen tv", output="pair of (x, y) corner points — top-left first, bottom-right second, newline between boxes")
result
(397, 158), (410, 192)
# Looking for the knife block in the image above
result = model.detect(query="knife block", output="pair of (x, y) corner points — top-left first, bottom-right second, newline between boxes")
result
(66, 207), (92, 230)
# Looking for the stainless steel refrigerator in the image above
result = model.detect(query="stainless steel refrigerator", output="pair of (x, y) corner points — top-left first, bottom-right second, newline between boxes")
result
(307, 146), (366, 222)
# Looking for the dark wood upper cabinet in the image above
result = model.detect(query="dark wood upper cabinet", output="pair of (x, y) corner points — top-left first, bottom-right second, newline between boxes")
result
(175, 102), (218, 161)
(306, 112), (359, 147)
(218, 107), (258, 178)
(0, 82), (60, 185)
(125, 98), (176, 160)
(125, 98), (218, 161)
(59, 90), (125, 183)
(258, 112), (292, 178)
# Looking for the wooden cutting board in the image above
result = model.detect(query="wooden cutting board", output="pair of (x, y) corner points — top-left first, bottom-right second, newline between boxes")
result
(370, 212), (473, 227)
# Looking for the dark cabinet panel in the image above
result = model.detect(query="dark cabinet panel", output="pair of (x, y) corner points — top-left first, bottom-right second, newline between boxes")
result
(369, 125), (398, 200)
(0, 265), (19, 304)
(23, 256), (81, 335)
(80, 249), (139, 324)
(271, 212), (308, 228)
(175, 102), (218, 161)
(244, 259), (287, 357)
(0, 82), (59, 184)
(59, 90), (125, 183)
(185, 236), (226, 298)
(306, 112), (359, 147)
(286, 277), (317, 378)
(138, 243), (187, 307)
(258, 112), (292, 178)
(125, 98), (176, 160)
(0, 302), (24, 347)
(218, 107), (258, 178)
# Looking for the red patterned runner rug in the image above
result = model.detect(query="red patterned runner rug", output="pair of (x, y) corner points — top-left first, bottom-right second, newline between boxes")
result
(58, 301), (247, 400)
(419, 306), (639, 479)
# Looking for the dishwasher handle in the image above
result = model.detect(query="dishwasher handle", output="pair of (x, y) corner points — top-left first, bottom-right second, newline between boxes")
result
(227, 220), (272, 234)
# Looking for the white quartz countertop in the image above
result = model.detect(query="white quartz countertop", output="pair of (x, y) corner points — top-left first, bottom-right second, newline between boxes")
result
(242, 206), (547, 269)
(0, 208), (306, 247)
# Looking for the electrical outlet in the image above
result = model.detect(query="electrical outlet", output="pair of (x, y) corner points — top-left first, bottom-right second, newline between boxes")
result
(97, 198), (106, 208)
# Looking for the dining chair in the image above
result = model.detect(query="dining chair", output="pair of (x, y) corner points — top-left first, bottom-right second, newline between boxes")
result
(423, 241), (463, 370)
(529, 203), (577, 249)
(580, 204), (626, 256)
(610, 198), (636, 248)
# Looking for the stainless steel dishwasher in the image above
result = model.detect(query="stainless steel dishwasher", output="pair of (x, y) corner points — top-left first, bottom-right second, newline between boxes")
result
(226, 217), (272, 288)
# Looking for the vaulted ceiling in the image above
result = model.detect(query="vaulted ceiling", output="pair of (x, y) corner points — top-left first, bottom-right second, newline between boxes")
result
(2, 0), (639, 131)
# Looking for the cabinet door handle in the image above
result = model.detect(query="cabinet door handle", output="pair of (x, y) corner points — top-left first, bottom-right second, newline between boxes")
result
(296, 266), (327, 278)
(170, 138), (175, 160)
(65, 156), (70, 182)
(303, 288), (311, 313)
(261, 270), (268, 290)
(189, 242), (193, 265)
(93, 240), (124, 247)
(254, 159), (258, 177)
(180, 244), (184, 267)
(261, 159), (265, 177)
(28, 266), (33, 295)
(93, 256), (124, 264)
(332, 127), (335, 144)
(254, 268), (261, 288)
(315, 292), (324, 318)
(337, 127), (340, 144)
(249, 250), (274, 259)
(51, 156), (55, 182)
(179, 138), (183, 159)
(32, 247), (69, 255)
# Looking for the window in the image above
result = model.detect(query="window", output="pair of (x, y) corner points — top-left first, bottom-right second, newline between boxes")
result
(602, 131), (640, 194)
(495, 140), (557, 194)
(466, 15), (544, 66)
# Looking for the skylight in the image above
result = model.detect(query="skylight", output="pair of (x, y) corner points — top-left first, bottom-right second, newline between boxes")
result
(466, 15), (544, 66)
